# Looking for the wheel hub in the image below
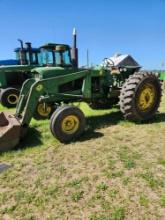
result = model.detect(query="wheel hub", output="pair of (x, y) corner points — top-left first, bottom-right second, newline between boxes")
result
(7, 94), (18, 105)
(138, 83), (156, 111)
(62, 115), (79, 134)
(37, 103), (52, 117)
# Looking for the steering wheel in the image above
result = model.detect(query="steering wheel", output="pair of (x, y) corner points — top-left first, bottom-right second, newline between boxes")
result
(103, 58), (114, 67)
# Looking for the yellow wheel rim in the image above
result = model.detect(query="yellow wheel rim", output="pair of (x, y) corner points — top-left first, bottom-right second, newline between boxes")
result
(7, 94), (18, 105)
(137, 83), (156, 111)
(61, 115), (79, 134)
(37, 103), (52, 117)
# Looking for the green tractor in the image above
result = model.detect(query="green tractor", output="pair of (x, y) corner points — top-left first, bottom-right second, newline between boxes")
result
(30, 42), (77, 120)
(0, 40), (72, 108)
(0, 40), (41, 108)
(0, 29), (162, 151)
(159, 71), (165, 89)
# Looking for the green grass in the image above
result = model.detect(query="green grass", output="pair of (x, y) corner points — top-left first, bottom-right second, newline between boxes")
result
(90, 207), (125, 220)
(71, 191), (84, 202)
(97, 182), (109, 192)
(0, 97), (165, 219)
(160, 196), (165, 207)
(139, 194), (149, 207)
(157, 157), (165, 166)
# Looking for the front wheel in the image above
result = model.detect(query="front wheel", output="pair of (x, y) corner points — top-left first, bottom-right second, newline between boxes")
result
(50, 105), (86, 143)
(33, 103), (55, 120)
(119, 72), (162, 121)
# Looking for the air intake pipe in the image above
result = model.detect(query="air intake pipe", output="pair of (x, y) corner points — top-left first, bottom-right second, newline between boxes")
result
(18, 39), (26, 65)
(25, 42), (33, 65)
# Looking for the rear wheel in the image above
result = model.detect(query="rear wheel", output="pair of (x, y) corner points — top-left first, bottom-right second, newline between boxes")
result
(119, 72), (162, 121)
(33, 103), (55, 120)
(50, 105), (86, 143)
(0, 88), (19, 108)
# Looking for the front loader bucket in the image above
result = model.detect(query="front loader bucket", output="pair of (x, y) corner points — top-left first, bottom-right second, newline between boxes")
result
(0, 112), (22, 152)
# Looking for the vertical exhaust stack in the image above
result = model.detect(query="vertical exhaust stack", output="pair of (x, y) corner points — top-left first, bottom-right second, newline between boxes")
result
(18, 39), (26, 65)
(18, 39), (23, 50)
(71, 28), (78, 68)
(25, 42), (33, 65)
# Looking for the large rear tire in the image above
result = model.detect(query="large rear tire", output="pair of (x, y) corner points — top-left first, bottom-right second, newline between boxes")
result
(50, 105), (86, 143)
(0, 88), (19, 108)
(119, 72), (162, 121)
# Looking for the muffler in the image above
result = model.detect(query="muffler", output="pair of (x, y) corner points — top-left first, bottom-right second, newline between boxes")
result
(0, 112), (22, 152)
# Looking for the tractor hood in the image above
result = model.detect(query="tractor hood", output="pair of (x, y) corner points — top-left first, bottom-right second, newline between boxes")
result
(0, 64), (40, 72)
(0, 64), (41, 88)
(32, 66), (78, 79)
(0, 64), (28, 69)
(109, 54), (140, 68)
(102, 53), (141, 69)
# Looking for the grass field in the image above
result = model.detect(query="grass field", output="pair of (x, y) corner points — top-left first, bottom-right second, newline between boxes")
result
(0, 97), (165, 220)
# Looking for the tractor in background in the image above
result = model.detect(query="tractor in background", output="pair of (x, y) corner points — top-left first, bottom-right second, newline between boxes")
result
(0, 29), (162, 151)
(0, 40), (39, 66)
(0, 40), (40, 66)
(0, 38), (77, 109)
(0, 40), (40, 108)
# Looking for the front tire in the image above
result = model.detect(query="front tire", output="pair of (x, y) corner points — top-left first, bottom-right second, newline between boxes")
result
(119, 72), (162, 121)
(50, 105), (86, 143)
(33, 102), (55, 120)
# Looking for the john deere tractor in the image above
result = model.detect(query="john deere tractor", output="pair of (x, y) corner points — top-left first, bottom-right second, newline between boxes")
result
(0, 29), (162, 151)
(0, 37), (80, 109)
(0, 40), (41, 108)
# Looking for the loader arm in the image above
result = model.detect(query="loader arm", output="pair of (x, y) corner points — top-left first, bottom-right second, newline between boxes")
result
(0, 69), (91, 151)
(16, 69), (91, 126)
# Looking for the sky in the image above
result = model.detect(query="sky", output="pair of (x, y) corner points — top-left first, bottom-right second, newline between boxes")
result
(0, 0), (165, 69)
